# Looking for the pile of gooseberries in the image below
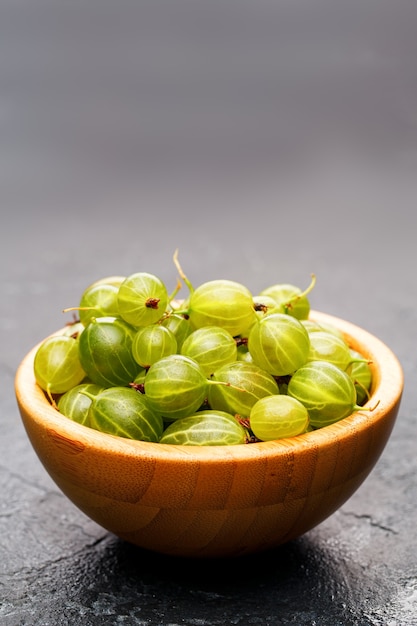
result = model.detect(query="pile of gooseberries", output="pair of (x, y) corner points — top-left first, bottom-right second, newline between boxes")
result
(33, 251), (374, 446)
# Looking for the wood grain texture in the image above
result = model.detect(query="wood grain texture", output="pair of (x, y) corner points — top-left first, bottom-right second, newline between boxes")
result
(15, 311), (403, 558)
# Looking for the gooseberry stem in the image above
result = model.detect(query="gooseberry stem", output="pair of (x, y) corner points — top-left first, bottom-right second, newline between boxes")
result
(284, 273), (316, 312)
(46, 385), (58, 409)
(79, 390), (95, 401)
(168, 278), (183, 303)
(354, 399), (380, 412)
(354, 379), (372, 402)
(145, 297), (160, 309)
(236, 414), (251, 429)
(207, 380), (247, 393)
(350, 357), (373, 366)
(129, 382), (145, 394)
(254, 302), (269, 313)
(173, 249), (195, 295)
(62, 306), (97, 313)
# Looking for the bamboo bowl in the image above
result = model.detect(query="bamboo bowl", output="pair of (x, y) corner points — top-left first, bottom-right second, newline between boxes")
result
(15, 311), (403, 558)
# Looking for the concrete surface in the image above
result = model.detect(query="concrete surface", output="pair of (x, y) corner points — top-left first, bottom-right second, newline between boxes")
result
(1, 1), (416, 624)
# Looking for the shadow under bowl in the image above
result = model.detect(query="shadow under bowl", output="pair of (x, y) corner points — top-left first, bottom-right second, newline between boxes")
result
(15, 311), (403, 558)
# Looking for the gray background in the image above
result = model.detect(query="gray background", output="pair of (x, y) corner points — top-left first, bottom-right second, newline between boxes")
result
(1, 1), (416, 624)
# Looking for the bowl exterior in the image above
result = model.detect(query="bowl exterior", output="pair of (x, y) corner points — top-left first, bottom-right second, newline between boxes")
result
(15, 312), (403, 557)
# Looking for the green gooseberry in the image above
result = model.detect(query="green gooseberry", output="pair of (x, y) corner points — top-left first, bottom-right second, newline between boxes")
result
(159, 410), (248, 445)
(301, 319), (323, 334)
(144, 354), (209, 421)
(236, 344), (253, 363)
(133, 367), (147, 385)
(34, 334), (86, 400)
(186, 279), (257, 337)
(88, 275), (126, 288)
(144, 354), (240, 421)
(86, 386), (163, 442)
(302, 318), (345, 341)
(78, 316), (141, 387)
(63, 277), (125, 326)
(160, 312), (193, 350)
(77, 283), (120, 326)
(180, 325), (237, 376)
(238, 295), (282, 338)
(62, 321), (85, 339)
(132, 325), (177, 368)
(307, 331), (353, 371)
(314, 321), (345, 340)
(249, 395), (309, 441)
(57, 383), (105, 426)
(248, 313), (310, 376)
(259, 276), (315, 320)
(349, 349), (373, 405)
(208, 361), (279, 417)
(252, 294), (283, 318)
(117, 272), (168, 327)
(287, 360), (364, 428)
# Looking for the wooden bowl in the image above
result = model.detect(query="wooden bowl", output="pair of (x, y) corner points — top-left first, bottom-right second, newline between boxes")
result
(15, 311), (403, 558)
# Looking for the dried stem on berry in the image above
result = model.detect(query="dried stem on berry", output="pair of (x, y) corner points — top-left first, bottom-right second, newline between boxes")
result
(145, 297), (160, 309)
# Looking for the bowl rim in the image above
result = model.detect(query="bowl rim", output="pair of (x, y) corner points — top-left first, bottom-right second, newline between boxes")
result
(15, 310), (404, 464)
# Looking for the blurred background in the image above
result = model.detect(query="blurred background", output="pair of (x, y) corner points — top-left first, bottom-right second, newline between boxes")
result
(2, 0), (416, 356)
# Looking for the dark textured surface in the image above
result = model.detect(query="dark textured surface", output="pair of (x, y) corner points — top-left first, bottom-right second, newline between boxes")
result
(1, 1), (416, 624)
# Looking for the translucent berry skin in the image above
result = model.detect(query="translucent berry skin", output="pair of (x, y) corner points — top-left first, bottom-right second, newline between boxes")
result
(250, 395), (309, 441)
(208, 361), (279, 417)
(132, 325), (177, 368)
(159, 410), (247, 445)
(78, 283), (120, 326)
(144, 354), (208, 421)
(57, 383), (105, 426)
(252, 294), (282, 317)
(62, 321), (85, 339)
(349, 349), (372, 405)
(248, 313), (310, 376)
(180, 326), (237, 376)
(306, 320), (345, 340)
(287, 360), (358, 428)
(259, 283), (310, 320)
(238, 295), (281, 338)
(117, 272), (168, 328)
(301, 319), (324, 334)
(78, 316), (141, 387)
(160, 313), (193, 350)
(236, 344), (253, 363)
(307, 331), (353, 371)
(88, 275), (126, 288)
(87, 387), (163, 442)
(34, 335), (86, 396)
(132, 367), (147, 386)
(187, 279), (256, 337)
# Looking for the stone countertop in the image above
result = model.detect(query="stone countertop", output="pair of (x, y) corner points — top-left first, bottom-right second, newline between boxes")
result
(1, 1), (416, 624)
